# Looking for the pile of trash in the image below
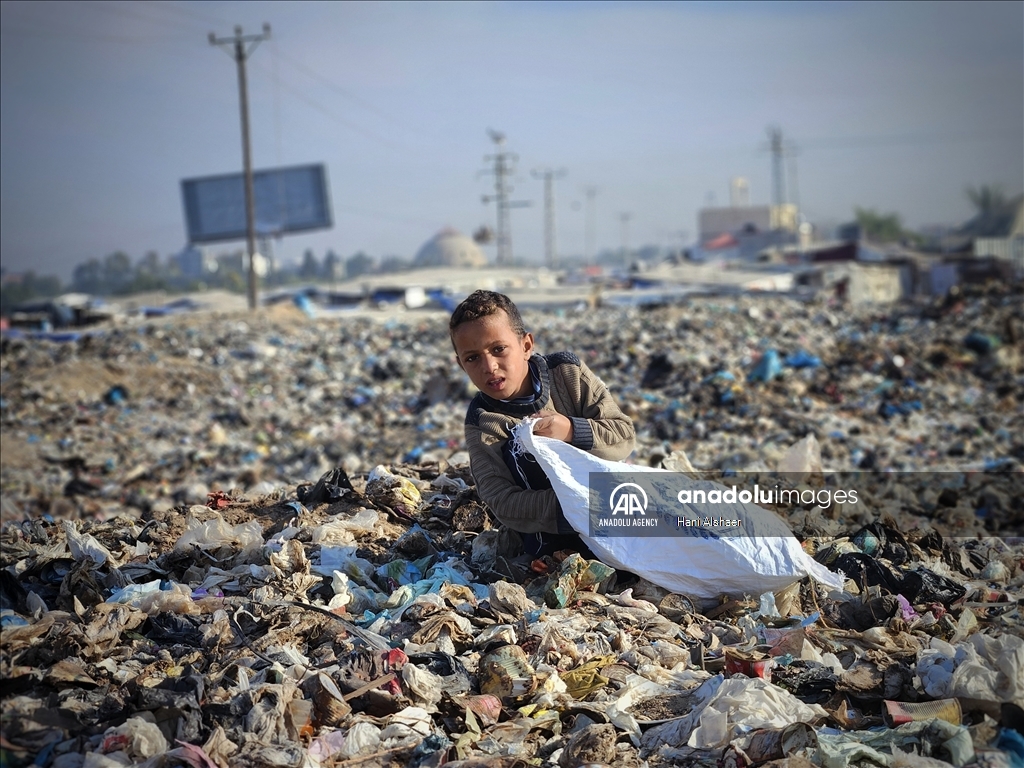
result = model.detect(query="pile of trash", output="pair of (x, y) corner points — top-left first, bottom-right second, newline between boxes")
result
(1, 284), (1021, 524)
(1, 285), (1022, 767)
(2, 452), (1023, 767)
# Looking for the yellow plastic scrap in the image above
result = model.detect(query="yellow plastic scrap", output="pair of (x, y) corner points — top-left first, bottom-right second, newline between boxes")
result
(561, 655), (616, 699)
(366, 465), (422, 515)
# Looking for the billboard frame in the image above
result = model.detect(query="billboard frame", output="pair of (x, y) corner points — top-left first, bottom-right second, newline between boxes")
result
(181, 163), (333, 245)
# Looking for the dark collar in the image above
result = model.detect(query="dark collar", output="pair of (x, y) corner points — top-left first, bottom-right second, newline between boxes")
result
(472, 354), (551, 417)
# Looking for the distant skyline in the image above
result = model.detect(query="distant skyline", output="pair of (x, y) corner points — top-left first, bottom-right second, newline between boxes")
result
(1, 0), (1021, 279)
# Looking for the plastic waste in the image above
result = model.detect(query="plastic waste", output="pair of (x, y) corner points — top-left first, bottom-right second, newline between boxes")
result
(402, 661), (444, 711)
(777, 434), (823, 480)
(297, 465), (354, 507)
(62, 521), (113, 565)
(816, 719), (975, 768)
(544, 554), (615, 608)
(916, 634), (1024, 707)
(105, 579), (163, 606)
(339, 722), (382, 758)
(641, 676), (827, 751)
(100, 716), (168, 760)
(174, 512), (262, 558)
(964, 331), (1000, 355)
(883, 698), (962, 727)
(310, 509), (379, 544)
(103, 385), (129, 406)
(748, 349), (783, 383)
(366, 465), (422, 516)
(785, 350), (822, 368)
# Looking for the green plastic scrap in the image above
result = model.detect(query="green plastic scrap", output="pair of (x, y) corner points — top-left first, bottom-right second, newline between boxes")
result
(544, 554), (615, 609)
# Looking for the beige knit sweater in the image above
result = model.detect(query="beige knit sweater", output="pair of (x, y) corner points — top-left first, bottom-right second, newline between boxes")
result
(464, 351), (636, 534)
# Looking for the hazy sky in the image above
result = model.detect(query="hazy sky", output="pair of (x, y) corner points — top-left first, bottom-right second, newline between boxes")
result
(2, 0), (1021, 279)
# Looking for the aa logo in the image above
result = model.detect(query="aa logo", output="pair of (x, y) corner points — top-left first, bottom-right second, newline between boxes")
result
(609, 482), (648, 516)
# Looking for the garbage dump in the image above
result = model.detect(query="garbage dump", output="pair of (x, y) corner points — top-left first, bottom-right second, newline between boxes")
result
(1, 284), (1022, 767)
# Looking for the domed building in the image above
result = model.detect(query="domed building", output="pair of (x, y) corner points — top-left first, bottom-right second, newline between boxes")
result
(412, 228), (487, 268)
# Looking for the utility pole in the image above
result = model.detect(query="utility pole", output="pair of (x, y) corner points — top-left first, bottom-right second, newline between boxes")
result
(619, 212), (632, 265)
(584, 185), (598, 265)
(209, 24), (271, 310)
(532, 167), (566, 269)
(480, 130), (530, 266)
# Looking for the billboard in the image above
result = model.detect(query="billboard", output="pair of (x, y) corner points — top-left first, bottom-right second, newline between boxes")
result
(181, 164), (332, 244)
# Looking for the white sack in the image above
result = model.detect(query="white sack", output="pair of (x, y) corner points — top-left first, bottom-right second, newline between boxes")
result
(514, 420), (844, 599)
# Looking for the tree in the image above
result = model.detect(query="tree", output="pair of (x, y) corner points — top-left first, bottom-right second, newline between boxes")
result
(965, 184), (1006, 218)
(300, 249), (320, 280)
(323, 250), (342, 281)
(0, 270), (63, 310)
(345, 251), (375, 279)
(379, 255), (409, 273)
(103, 251), (133, 293)
(854, 208), (905, 243)
(73, 258), (103, 294)
(137, 250), (162, 276)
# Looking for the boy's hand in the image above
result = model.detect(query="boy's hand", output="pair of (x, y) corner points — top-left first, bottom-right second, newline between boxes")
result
(531, 411), (574, 443)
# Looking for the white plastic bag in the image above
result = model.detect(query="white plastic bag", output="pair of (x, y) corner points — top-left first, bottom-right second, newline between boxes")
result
(63, 521), (113, 566)
(174, 512), (262, 557)
(514, 421), (843, 599)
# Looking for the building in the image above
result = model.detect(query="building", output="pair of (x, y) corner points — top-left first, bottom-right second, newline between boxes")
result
(177, 246), (218, 278)
(972, 195), (1024, 278)
(412, 228), (487, 269)
(698, 204), (799, 242)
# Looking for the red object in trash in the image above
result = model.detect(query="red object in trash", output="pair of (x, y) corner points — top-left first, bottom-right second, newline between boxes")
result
(206, 490), (232, 509)
(724, 648), (774, 679)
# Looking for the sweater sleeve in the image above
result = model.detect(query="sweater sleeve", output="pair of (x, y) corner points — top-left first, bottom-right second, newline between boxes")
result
(573, 360), (636, 461)
(465, 422), (562, 535)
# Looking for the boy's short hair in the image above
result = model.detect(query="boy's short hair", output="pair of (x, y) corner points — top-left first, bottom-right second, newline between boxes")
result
(449, 290), (526, 347)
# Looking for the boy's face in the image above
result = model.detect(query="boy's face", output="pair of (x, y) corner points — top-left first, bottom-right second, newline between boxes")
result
(452, 310), (534, 400)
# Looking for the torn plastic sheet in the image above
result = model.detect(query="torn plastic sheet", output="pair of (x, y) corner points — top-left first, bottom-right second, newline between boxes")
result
(173, 512), (262, 558)
(62, 520), (114, 565)
(640, 674), (825, 753)
(917, 634), (1024, 708)
(816, 719), (976, 768)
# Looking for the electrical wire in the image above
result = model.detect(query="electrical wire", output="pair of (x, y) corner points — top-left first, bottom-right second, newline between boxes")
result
(248, 57), (407, 152)
(136, 0), (232, 29)
(0, 6), (182, 44)
(0, 22), (166, 44)
(76, 0), (202, 36)
(331, 204), (440, 230)
(272, 47), (437, 141)
(799, 129), (1020, 150)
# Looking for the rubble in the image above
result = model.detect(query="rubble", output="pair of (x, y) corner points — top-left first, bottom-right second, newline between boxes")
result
(1, 285), (1022, 767)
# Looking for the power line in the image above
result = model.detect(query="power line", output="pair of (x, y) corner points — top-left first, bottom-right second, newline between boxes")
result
(531, 167), (566, 269)
(0, 22), (163, 44)
(0, 6), (180, 44)
(79, 0), (201, 36)
(271, 48), (430, 139)
(248, 58), (406, 151)
(332, 204), (438, 230)
(798, 128), (1020, 150)
(139, 0), (231, 29)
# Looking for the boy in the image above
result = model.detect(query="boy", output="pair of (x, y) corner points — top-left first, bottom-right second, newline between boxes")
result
(449, 290), (636, 556)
